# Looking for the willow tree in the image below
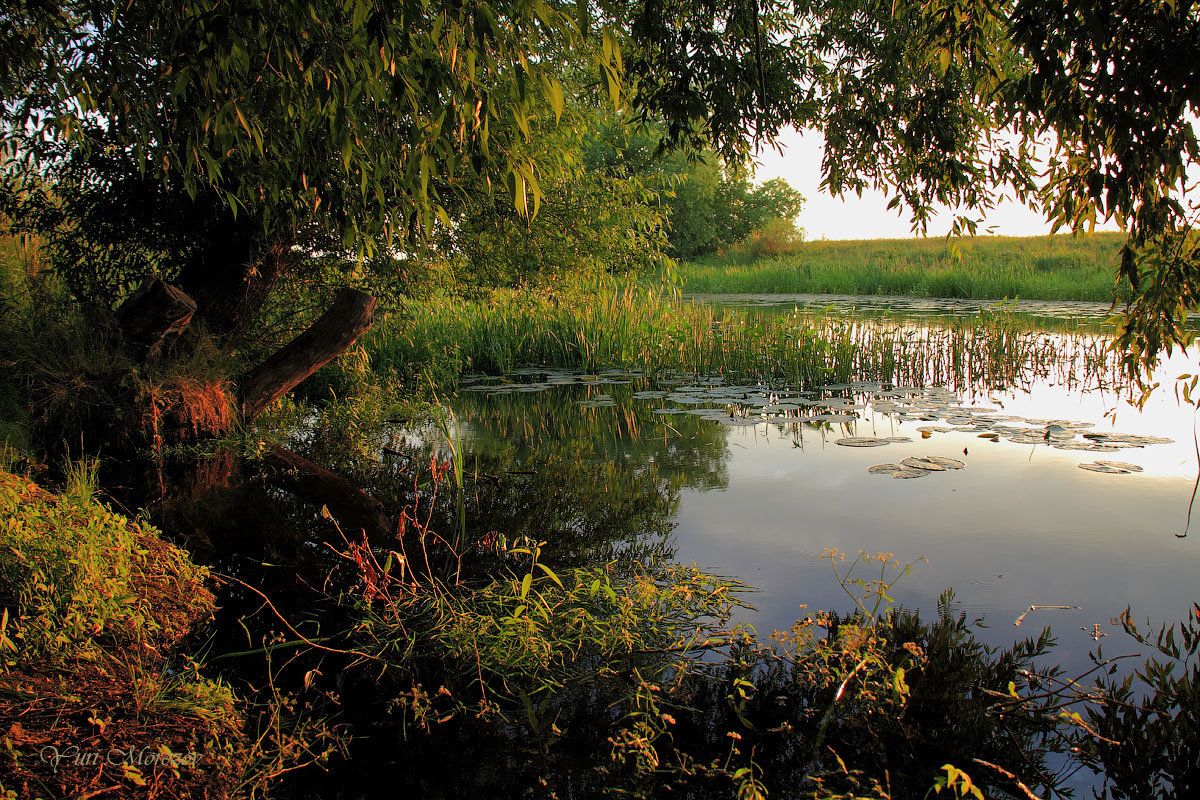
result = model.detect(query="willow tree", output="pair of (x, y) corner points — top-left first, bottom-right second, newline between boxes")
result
(3, 1), (1197, 392)
(0, 1), (805, 324)
(0, 0), (811, 428)
(795, 0), (1199, 390)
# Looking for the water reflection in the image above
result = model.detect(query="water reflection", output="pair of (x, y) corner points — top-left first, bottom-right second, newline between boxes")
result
(144, 303), (1198, 799)
(688, 291), (1127, 325)
(445, 319), (1199, 677)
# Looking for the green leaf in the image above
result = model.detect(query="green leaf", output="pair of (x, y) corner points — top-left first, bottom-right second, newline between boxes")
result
(576, 0), (590, 36)
(123, 765), (147, 786)
(420, 153), (434, 199)
(535, 562), (563, 588)
(234, 104), (252, 138)
(542, 75), (564, 123)
(512, 105), (531, 140)
(508, 167), (528, 216)
(520, 572), (532, 599)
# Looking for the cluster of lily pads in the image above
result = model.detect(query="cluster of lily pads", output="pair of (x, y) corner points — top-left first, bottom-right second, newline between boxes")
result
(459, 370), (1171, 475)
(865, 455), (967, 480)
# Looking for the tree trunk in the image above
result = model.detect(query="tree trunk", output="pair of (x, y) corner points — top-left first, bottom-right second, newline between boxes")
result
(238, 288), (377, 421)
(172, 209), (258, 336)
(115, 278), (198, 360)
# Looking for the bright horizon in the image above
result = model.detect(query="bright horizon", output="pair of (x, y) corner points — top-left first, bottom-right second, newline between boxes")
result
(753, 127), (1124, 241)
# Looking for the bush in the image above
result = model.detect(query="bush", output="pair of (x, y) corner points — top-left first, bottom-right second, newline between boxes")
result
(733, 216), (806, 260)
(0, 468), (212, 663)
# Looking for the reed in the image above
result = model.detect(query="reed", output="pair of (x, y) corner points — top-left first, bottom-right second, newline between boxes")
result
(367, 284), (1123, 397)
(677, 232), (1129, 302)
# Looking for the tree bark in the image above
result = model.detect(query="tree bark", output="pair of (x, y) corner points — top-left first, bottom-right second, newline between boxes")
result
(172, 209), (258, 336)
(238, 288), (377, 421)
(115, 278), (198, 360)
(259, 445), (391, 539)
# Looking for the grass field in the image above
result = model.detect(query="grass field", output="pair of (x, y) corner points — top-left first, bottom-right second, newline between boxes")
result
(676, 232), (1129, 302)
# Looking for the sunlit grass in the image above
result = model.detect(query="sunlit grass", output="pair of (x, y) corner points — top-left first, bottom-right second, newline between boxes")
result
(676, 232), (1129, 302)
(367, 283), (1123, 396)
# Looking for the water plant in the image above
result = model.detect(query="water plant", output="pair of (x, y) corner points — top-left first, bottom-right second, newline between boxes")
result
(367, 283), (1125, 400)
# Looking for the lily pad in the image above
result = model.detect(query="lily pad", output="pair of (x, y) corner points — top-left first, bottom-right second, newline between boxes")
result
(835, 437), (891, 447)
(1084, 433), (1173, 445)
(901, 457), (945, 471)
(868, 463), (905, 474)
(914, 455), (965, 470)
(890, 467), (932, 479)
(666, 395), (710, 405)
(1006, 434), (1045, 445)
(718, 417), (763, 427)
(809, 414), (858, 424)
(1078, 460), (1144, 474)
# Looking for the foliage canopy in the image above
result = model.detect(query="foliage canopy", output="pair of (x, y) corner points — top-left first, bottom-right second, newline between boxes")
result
(1, 0), (1198, 376)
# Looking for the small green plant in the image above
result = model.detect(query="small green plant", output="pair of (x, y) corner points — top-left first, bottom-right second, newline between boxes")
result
(928, 763), (984, 799)
(61, 453), (101, 503)
(822, 547), (930, 621)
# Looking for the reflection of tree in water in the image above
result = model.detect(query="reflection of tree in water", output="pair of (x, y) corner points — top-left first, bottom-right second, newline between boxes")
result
(140, 414), (1193, 800)
(454, 382), (732, 493)
(146, 392), (694, 583)
(399, 443), (682, 570)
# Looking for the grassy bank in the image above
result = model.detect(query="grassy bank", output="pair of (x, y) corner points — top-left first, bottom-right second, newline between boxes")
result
(676, 232), (1129, 301)
(0, 462), (249, 799)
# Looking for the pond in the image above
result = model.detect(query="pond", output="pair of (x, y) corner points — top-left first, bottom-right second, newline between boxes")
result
(448, 296), (1200, 679)
(685, 291), (1130, 324)
(171, 293), (1199, 798)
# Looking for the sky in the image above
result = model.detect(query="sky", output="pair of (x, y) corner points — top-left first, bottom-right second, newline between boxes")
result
(751, 127), (1115, 241)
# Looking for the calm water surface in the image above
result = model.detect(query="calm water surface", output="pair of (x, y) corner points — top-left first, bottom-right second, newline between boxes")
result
(686, 291), (1129, 324)
(450, 297), (1200, 676)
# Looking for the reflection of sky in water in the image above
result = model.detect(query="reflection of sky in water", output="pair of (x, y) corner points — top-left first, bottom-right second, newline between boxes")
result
(452, 315), (1200, 678)
(672, 352), (1199, 676)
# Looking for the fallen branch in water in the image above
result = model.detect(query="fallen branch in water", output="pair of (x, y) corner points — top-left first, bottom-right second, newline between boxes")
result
(1013, 605), (1081, 626)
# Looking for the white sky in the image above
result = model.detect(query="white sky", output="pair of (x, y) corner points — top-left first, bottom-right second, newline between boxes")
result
(752, 127), (1121, 241)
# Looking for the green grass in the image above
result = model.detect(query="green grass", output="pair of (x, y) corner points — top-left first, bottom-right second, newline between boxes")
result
(365, 283), (1120, 397)
(676, 232), (1130, 302)
(0, 465), (212, 665)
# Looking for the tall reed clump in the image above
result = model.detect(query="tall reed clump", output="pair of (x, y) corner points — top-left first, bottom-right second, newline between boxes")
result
(679, 232), (1129, 302)
(366, 283), (1123, 397)
(368, 283), (836, 390)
